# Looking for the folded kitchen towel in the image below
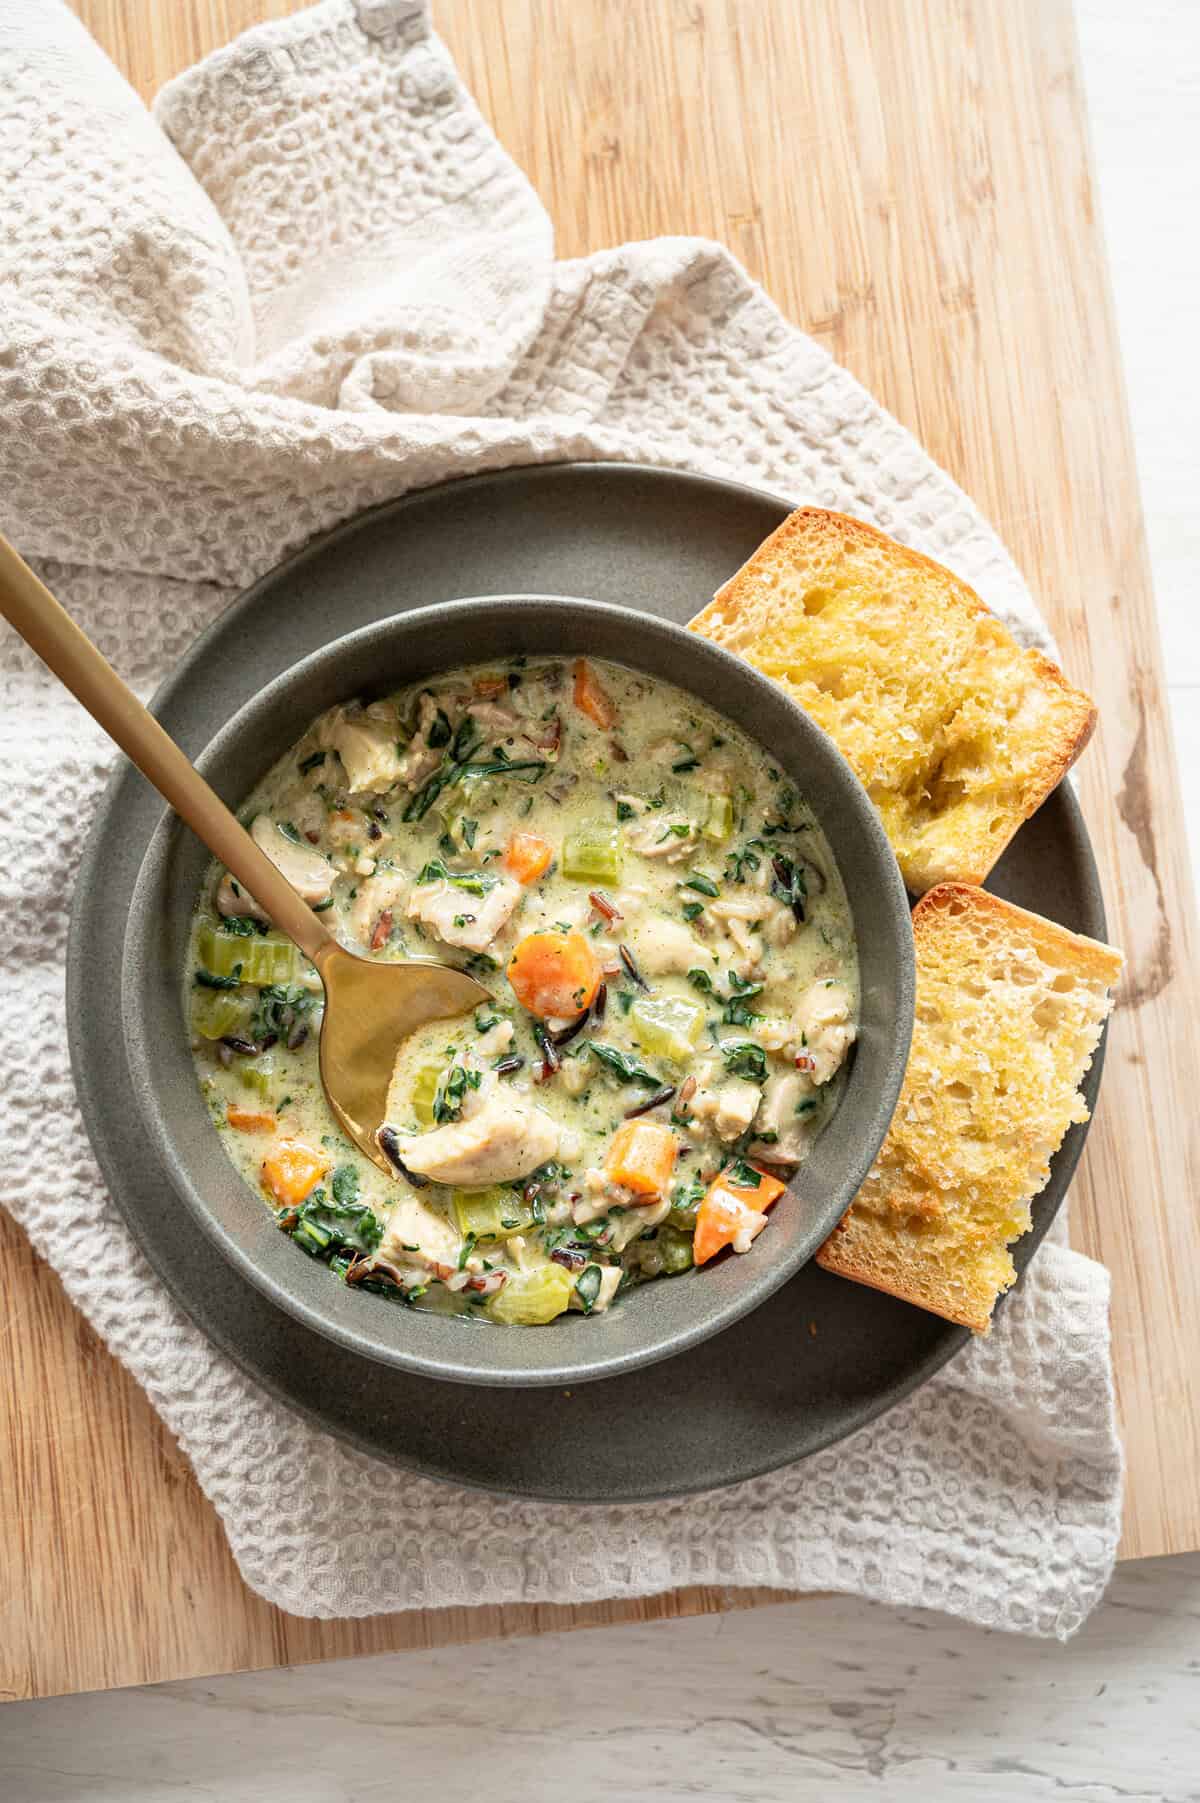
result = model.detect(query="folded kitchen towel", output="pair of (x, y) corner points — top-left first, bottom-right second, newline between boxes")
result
(0, 0), (1122, 1638)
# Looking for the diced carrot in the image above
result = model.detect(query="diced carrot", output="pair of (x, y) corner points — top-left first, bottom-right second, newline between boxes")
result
(572, 658), (617, 730)
(693, 1166), (786, 1265)
(605, 1119), (678, 1198)
(503, 831), (554, 885)
(226, 1105), (277, 1134)
(473, 674), (506, 698)
(261, 1139), (330, 1206)
(507, 928), (601, 1020)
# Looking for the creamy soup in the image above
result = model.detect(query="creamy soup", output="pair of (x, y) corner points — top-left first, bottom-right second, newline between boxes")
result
(187, 656), (859, 1324)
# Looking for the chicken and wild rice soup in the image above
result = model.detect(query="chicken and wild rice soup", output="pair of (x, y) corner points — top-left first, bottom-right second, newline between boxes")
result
(187, 656), (859, 1325)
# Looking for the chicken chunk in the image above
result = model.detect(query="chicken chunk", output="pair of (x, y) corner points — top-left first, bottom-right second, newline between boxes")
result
(320, 710), (407, 795)
(467, 700), (520, 733)
(350, 864), (411, 948)
(713, 1078), (763, 1141)
(607, 1195), (671, 1251)
(795, 980), (856, 1084)
(250, 816), (335, 904)
(216, 871), (269, 923)
(748, 1070), (812, 1164)
(474, 1018), (514, 1059)
(625, 814), (700, 862)
(377, 1191), (461, 1275)
(406, 874), (522, 954)
(687, 1076), (763, 1142)
(217, 818), (335, 921)
(624, 910), (711, 979)
(712, 893), (796, 949)
(398, 1096), (559, 1187)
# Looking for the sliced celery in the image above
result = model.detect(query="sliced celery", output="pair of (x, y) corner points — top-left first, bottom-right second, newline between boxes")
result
(630, 994), (705, 1063)
(562, 821), (621, 883)
(196, 924), (246, 978)
(657, 1224), (695, 1273)
(452, 1187), (534, 1240)
(197, 924), (298, 986)
(702, 793), (734, 843)
(191, 989), (253, 1041)
(239, 1060), (275, 1098)
(411, 1063), (444, 1128)
(238, 935), (300, 986)
(487, 1262), (574, 1325)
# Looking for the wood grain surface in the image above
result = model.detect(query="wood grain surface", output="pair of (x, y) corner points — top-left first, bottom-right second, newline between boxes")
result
(4, 0), (1197, 1702)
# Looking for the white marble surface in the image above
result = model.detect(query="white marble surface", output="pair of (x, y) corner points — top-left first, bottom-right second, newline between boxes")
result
(0, 1556), (1198, 1802)
(1, 1), (1198, 1795)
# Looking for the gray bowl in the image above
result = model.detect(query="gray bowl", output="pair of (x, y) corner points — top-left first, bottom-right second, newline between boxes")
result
(124, 596), (914, 1388)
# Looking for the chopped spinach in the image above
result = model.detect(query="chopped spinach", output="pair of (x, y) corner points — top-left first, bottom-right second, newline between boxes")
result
(725, 839), (765, 883)
(450, 716), (480, 762)
(416, 857), (498, 897)
(587, 1042), (662, 1089)
(769, 852), (808, 922)
(433, 1063), (482, 1123)
(282, 1191), (382, 1260)
(426, 707), (452, 749)
(574, 1264), (603, 1312)
(251, 983), (317, 1048)
(330, 1164), (360, 1206)
(720, 1040), (768, 1083)
(220, 914), (268, 938)
(195, 966), (242, 990)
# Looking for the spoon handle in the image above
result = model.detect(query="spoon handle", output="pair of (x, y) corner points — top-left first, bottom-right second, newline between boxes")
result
(0, 535), (334, 968)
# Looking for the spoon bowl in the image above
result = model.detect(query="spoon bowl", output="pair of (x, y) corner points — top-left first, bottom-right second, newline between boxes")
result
(318, 947), (487, 1170)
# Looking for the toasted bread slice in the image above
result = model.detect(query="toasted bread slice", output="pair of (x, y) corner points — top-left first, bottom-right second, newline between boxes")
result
(816, 884), (1122, 1333)
(689, 510), (1096, 894)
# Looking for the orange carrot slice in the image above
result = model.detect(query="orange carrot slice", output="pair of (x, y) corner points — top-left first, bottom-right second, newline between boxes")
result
(572, 658), (617, 729)
(261, 1140), (330, 1206)
(693, 1166), (786, 1265)
(502, 831), (554, 885)
(226, 1105), (277, 1134)
(507, 928), (601, 1019)
(604, 1119), (679, 1198)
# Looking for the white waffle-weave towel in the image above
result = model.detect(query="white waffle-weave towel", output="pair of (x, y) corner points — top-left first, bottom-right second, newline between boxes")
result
(0, 0), (1121, 1638)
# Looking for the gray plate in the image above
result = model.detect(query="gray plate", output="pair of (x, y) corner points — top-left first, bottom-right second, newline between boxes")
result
(67, 464), (1108, 1503)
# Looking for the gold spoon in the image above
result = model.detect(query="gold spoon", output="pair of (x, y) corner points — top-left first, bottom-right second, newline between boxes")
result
(0, 536), (489, 1173)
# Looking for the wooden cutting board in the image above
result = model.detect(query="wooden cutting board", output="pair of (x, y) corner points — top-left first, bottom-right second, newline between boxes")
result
(4, 0), (1197, 1703)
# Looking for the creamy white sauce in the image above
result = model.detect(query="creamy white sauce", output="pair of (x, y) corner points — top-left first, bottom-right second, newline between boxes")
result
(186, 656), (859, 1324)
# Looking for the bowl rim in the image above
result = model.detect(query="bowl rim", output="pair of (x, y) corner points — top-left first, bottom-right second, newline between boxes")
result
(122, 593), (915, 1387)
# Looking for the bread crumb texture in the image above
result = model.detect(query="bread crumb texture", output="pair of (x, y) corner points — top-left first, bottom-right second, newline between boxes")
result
(817, 884), (1122, 1333)
(689, 509), (1096, 893)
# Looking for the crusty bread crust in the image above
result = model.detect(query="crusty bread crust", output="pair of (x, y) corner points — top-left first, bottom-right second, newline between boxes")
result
(816, 883), (1122, 1334)
(691, 509), (1097, 893)
(911, 883), (1122, 986)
